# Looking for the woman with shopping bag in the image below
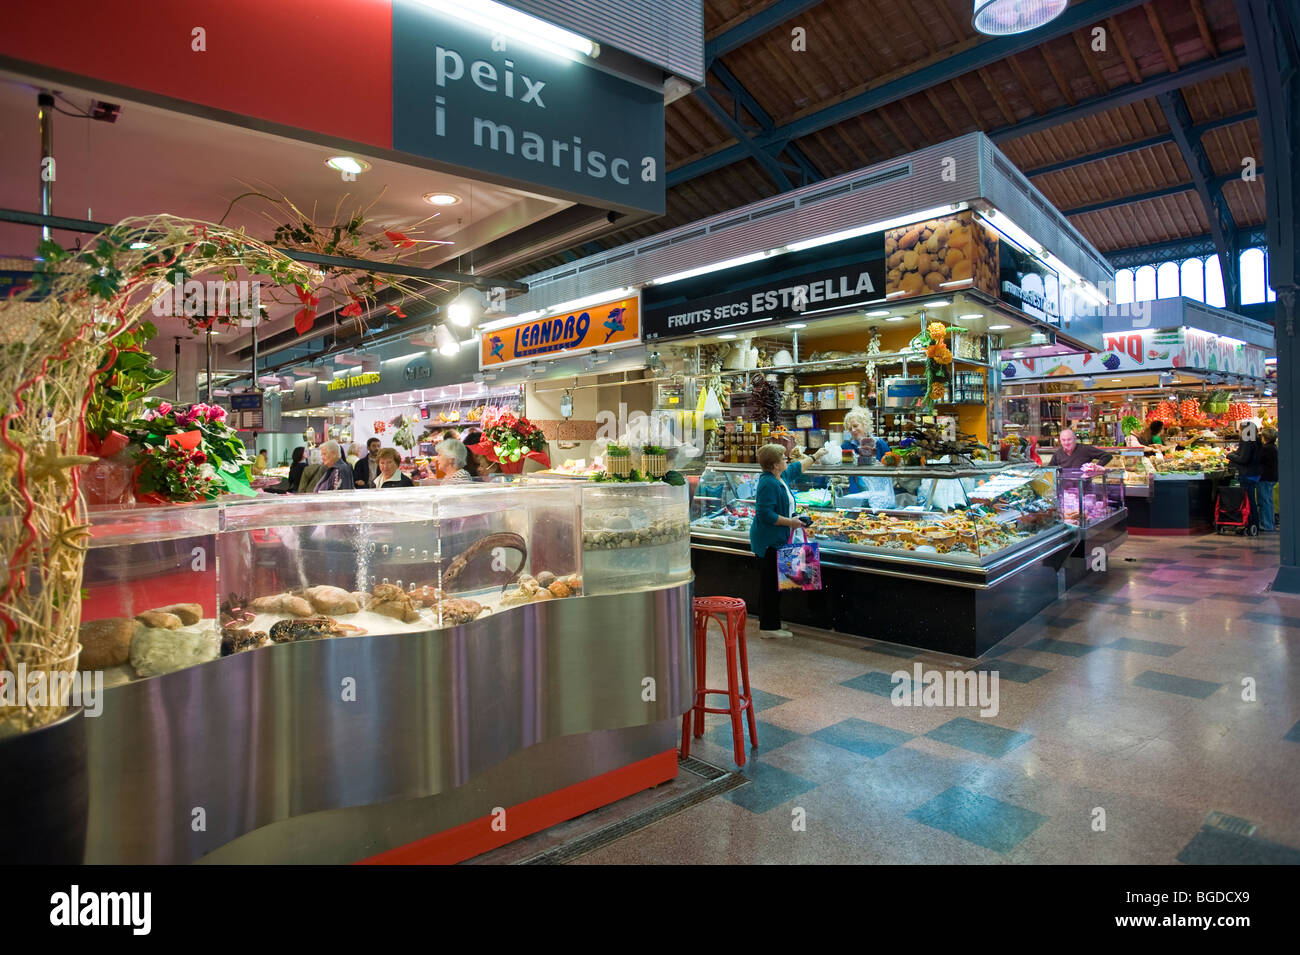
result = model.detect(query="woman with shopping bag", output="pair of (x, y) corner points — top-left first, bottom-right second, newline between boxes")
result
(750, 444), (813, 639)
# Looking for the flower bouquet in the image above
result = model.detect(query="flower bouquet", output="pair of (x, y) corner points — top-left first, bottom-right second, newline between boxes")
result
(467, 406), (550, 474)
(913, 319), (955, 411)
(132, 401), (255, 501)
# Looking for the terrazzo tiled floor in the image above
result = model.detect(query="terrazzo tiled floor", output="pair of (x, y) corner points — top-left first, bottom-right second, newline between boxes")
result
(567, 532), (1300, 864)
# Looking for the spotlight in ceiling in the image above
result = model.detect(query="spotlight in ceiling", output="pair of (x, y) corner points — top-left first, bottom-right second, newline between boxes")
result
(433, 324), (460, 357)
(972, 0), (1068, 37)
(446, 287), (483, 327)
(423, 192), (461, 206)
(325, 156), (371, 175)
(867, 310), (891, 317)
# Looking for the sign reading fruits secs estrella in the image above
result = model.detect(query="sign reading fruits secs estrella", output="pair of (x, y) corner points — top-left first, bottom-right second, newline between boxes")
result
(481, 295), (641, 369)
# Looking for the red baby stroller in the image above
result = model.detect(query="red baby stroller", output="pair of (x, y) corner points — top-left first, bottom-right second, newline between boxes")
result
(1215, 482), (1257, 536)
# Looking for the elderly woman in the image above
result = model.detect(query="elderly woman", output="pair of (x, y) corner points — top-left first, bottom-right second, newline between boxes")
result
(373, 447), (413, 488)
(750, 443), (812, 639)
(842, 407), (890, 463)
(436, 438), (474, 483)
(311, 439), (355, 492)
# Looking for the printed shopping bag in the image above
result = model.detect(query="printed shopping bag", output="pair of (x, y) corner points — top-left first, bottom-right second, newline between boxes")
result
(777, 527), (822, 591)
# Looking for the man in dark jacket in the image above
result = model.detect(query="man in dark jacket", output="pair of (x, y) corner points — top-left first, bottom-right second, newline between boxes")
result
(354, 437), (382, 488)
(1047, 428), (1113, 471)
(1227, 422), (1263, 531)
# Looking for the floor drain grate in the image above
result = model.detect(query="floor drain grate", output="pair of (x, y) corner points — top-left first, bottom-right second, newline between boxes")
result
(515, 757), (748, 865)
(1204, 811), (1257, 838)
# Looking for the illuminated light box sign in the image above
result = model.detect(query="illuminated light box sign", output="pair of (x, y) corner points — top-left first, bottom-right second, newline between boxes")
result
(1002, 328), (1267, 380)
(482, 294), (641, 368)
(393, 2), (666, 215)
(328, 371), (382, 392)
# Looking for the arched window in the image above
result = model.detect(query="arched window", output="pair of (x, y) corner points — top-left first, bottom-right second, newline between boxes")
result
(1180, 258), (1205, 303)
(1263, 248), (1277, 302)
(1157, 261), (1181, 298)
(1240, 247), (1267, 305)
(1205, 255), (1226, 308)
(1134, 264), (1157, 302)
(1115, 268), (1135, 304)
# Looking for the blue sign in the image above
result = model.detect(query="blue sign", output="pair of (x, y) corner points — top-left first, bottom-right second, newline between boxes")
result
(392, 1), (666, 215)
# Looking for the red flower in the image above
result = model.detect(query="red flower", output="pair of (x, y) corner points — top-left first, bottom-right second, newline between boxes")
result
(341, 298), (363, 318)
(294, 307), (317, 334)
(385, 230), (416, 250)
(387, 304), (406, 319)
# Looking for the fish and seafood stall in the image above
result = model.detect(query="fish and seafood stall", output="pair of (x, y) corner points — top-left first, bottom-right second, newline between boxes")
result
(75, 481), (692, 864)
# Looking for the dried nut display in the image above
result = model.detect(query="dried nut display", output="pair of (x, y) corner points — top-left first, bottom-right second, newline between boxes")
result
(884, 212), (998, 301)
(135, 610), (182, 630)
(251, 593), (315, 617)
(78, 617), (138, 669)
(303, 585), (361, 615)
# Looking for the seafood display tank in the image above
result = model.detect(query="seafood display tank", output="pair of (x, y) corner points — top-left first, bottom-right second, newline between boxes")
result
(689, 462), (1078, 657)
(76, 482), (693, 864)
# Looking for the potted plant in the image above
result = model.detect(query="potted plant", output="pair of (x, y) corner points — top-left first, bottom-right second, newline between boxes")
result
(605, 444), (632, 477)
(640, 444), (668, 477)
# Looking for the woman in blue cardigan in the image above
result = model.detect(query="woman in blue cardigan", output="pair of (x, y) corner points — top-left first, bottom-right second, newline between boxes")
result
(750, 444), (812, 638)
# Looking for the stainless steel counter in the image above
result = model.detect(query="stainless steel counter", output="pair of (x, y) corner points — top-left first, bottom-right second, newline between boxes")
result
(84, 582), (693, 864)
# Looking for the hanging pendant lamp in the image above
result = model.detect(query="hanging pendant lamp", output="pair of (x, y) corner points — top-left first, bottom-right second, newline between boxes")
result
(972, 0), (1067, 36)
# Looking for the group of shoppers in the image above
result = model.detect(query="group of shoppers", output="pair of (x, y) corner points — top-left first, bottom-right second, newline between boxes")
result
(1227, 425), (1279, 532)
(266, 429), (488, 493)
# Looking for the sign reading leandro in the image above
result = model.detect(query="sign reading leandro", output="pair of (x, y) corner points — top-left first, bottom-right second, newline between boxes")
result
(393, 2), (666, 215)
(482, 295), (641, 368)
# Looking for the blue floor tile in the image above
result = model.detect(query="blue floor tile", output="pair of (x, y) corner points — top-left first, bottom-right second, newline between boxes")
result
(749, 687), (792, 712)
(840, 670), (909, 698)
(1284, 720), (1300, 744)
(863, 642), (920, 659)
(1042, 617), (1082, 629)
(1133, 670), (1223, 699)
(723, 761), (818, 814)
(1024, 637), (1098, 657)
(811, 718), (913, 758)
(704, 718), (801, 753)
(1176, 828), (1300, 864)
(973, 660), (1051, 684)
(1105, 637), (1184, 657)
(924, 717), (1033, 758)
(907, 786), (1046, 853)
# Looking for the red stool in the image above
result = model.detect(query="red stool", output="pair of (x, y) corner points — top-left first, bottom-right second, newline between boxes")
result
(680, 596), (759, 766)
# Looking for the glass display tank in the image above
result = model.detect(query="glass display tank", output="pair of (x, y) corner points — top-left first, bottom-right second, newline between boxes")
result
(581, 482), (691, 595)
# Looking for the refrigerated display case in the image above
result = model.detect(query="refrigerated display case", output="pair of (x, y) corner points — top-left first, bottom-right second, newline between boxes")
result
(74, 482), (692, 864)
(689, 462), (1076, 657)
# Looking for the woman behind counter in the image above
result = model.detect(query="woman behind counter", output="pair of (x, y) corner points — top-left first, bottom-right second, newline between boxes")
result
(750, 443), (812, 640)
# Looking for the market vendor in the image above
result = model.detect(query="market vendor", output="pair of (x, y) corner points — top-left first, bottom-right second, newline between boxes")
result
(1048, 428), (1112, 472)
(842, 407), (891, 462)
(750, 443), (813, 640)
(1126, 419), (1165, 451)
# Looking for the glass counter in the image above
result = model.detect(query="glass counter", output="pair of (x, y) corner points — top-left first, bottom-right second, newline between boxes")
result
(691, 461), (1063, 565)
(1058, 467), (1127, 531)
(78, 481), (688, 684)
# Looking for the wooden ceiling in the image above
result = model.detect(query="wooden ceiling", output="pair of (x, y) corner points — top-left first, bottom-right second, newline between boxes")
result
(506, 0), (1263, 279)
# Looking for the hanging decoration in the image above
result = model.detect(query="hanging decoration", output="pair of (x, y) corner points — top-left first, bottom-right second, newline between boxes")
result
(912, 314), (956, 411)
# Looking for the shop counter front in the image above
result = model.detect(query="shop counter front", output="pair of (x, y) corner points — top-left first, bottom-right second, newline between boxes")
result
(77, 483), (693, 864)
(691, 462), (1076, 657)
(1125, 471), (1230, 535)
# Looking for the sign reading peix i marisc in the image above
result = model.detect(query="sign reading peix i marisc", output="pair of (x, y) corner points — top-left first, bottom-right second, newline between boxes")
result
(392, 1), (666, 215)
